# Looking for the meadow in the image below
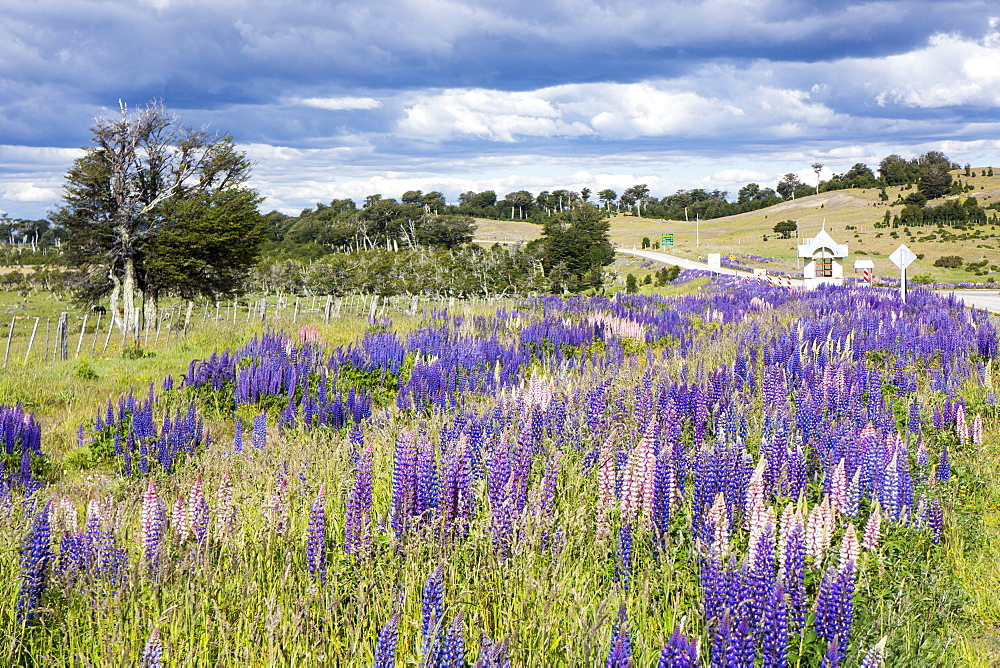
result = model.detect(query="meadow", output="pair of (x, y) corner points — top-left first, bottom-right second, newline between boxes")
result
(1, 279), (999, 666)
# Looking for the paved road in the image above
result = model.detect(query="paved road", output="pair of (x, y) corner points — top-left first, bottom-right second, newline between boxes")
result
(940, 289), (1000, 313)
(615, 247), (754, 277)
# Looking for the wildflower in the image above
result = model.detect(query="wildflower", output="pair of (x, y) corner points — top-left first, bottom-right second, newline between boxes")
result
(658, 625), (698, 667)
(142, 628), (164, 668)
(305, 486), (327, 581)
(422, 566), (445, 656)
(217, 471), (235, 540)
(861, 504), (882, 551)
(606, 604), (631, 668)
(345, 442), (373, 556)
(859, 637), (887, 668)
(955, 403), (968, 442)
(828, 459), (847, 515)
(373, 611), (400, 668)
(141, 480), (164, 574)
(936, 447), (951, 482)
(17, 502), (52, 623)
(597, 427), (619, 541)
(972, 413), (983, 445)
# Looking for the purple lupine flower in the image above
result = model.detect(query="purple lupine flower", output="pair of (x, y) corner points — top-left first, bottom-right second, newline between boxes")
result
(927, 499), (944, 543)
(815, 562), (856, 663)
(252, 414), (267, 449)
(142, 628), (164, 668)
(306, 485), (327, 582)
(373, 610), (400, 668)
(615, 524), (633, 590)
(658, 626), (698, 667)
(17, 501), (52, 623)
(762, 581), (788, 668)
(233, 419), (243, 453)
(782, 523), (807, 632)
(475, 634), (511, 668)
(606, 604), (632, 668)
(819, 637), (842, 668)
(391, 431), (417, 539)
(439, 613), (466, 668)
(936, 447), (950, 482)
(345, 442), (373, 556)
(141, 480), (164, 575)
(422, 566), (445, 657)
(859, 637), (887, 668)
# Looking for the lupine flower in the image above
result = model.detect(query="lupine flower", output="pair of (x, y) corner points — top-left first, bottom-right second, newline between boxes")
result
(189, 477), (210, 546)
(936, 447), (951, 482)
(762, 581), (788, 668)
(606, 604), (632, 667)
(265, 475), (290, 536)
(972, 413), (983, 445)
(743, 455), (767, 532)
(839, 525), (860, 570)
(615, 524), (633, 590)
(806, 496), (834, 563)
(172, 494), (191, 543)
(862, 503), (882, 551)
(373, 611), (400, 668)
(252, 413), (267, 449)
(926, 499), (944, 544)
(597, 428), (619, 541)
(232, 419), (243, 453)
(815, 561), (856, 663)
(475, 635), (511, 668)
(422, 566), (445, 656)
(439, 613), (466, 668)
(345, 442), (373, 556)
(142, 628), (164, 668)
(141, 480), (164, 574)
(658, 625), (698, 668)
(955, 404), (968, 442)
(828, 459), (847, 515)
(705, 492), (730, 555)
(305, 485), (327, 581)
(17, 501), (52, 623)
(621, 420), (656, 524)
(216, 471), (235, 539)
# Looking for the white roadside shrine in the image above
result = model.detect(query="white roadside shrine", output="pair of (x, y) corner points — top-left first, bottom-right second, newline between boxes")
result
(797, 228), (848, 288)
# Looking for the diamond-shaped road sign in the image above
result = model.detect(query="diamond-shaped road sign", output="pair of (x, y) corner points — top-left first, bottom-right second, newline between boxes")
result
(888, 244), (917, 270)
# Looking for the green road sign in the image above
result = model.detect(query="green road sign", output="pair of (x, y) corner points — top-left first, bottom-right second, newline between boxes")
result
(661, 234), (674, 245)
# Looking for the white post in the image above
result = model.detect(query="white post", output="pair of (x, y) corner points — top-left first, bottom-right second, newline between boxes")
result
(900, 264), (907, 303)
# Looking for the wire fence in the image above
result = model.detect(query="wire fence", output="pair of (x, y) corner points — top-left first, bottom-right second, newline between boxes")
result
(0, 293), (524, 368)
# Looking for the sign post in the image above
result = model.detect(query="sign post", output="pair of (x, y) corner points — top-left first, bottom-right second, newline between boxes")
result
(661, 234), (674, 245)
(888, 244), (917, 303)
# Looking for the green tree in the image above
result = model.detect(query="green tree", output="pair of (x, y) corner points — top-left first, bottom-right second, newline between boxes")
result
(414, 215), (476, 249)
(772, 219), (798, 239)
(625, 273), (638, 293)
(539, 204), (614, 292)
(918, 166), (952, 200)
(776, 174), (802, 199)
(52, 101), (256, 338)
(597, 189), (617, 211)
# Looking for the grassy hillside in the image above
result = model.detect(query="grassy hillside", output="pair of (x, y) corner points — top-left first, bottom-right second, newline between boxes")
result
(476, 169), (1000, 283)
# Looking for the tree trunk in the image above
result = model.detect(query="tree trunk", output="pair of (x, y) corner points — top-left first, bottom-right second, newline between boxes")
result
(122, 255), (139, 343)
(143, 289), (158, 338)
(109, 271), (125, 332)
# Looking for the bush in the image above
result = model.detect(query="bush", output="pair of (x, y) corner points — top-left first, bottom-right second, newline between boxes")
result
(910, 273), (934, 284)
(933, 256), (964, 268)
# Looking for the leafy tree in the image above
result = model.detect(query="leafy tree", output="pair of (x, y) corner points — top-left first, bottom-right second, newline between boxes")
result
(580, 187), (591, 202)
(772, 220), (798, 239)
(401, 190), (423, 204)
(879, 154), (917, 185)
(501, 190), (534, 219)
(597, 189), (617, 210)
(641, 236), (650, 249)
(539, 204), (614, 291)
(52, 101), (256, 338)
(776, 174), (802, 199)
(414, 215), (476, 249)
(622, 184), (650, 214)
(625, 273), (638, 293)
(737, 183), (761, 203)
(917, 166), (952, 200)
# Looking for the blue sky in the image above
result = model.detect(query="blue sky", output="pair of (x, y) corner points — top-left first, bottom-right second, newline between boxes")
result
(2, 0), (1000, 219)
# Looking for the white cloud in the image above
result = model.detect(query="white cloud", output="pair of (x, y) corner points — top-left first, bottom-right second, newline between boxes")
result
(292, 96), (382, 111)
(2, 182), (58, 202)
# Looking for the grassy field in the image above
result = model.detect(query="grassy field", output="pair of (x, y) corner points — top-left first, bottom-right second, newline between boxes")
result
(476, 168), (1000, 284)
(0, 284), (998, 665)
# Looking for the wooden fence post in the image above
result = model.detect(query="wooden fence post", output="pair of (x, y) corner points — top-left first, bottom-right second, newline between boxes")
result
(24, 317), (40, 365)
(91, 312), (102, 355)
(57, 312), (69, 361)
(76, 313), (89, 357)
(3, 318), (15, 368)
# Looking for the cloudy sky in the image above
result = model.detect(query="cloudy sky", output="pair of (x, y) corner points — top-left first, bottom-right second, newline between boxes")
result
(2, 0), (1000, 219)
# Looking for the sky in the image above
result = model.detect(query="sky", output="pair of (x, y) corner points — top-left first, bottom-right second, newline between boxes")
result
(2, 0), (1000, 219)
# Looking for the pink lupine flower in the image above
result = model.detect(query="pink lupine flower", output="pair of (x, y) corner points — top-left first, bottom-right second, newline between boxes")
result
(596, 428), (618, 541)
(264, 475), (290, 536)
(524, 372), (554, 410)
(50, 495), (78, 536)
(778, 502), (804, 575)
(859, 422), (877, 440)
(839, 525), (860, 570)
(972, 414), (983, 445)
(862, 504), (882, 551)
(806, 496), (834, 563)
(829, 459), (847, 515)
(955, 404), (969, 442)
(705, 492), (730, 555)
(172, 494), (190, 543)
(621, 420), (656, 524)
(748, 505), (776, 561)
(217, 470), (235, 539)
(141, 480), (165, 570)
(743, 456), (767, 532)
